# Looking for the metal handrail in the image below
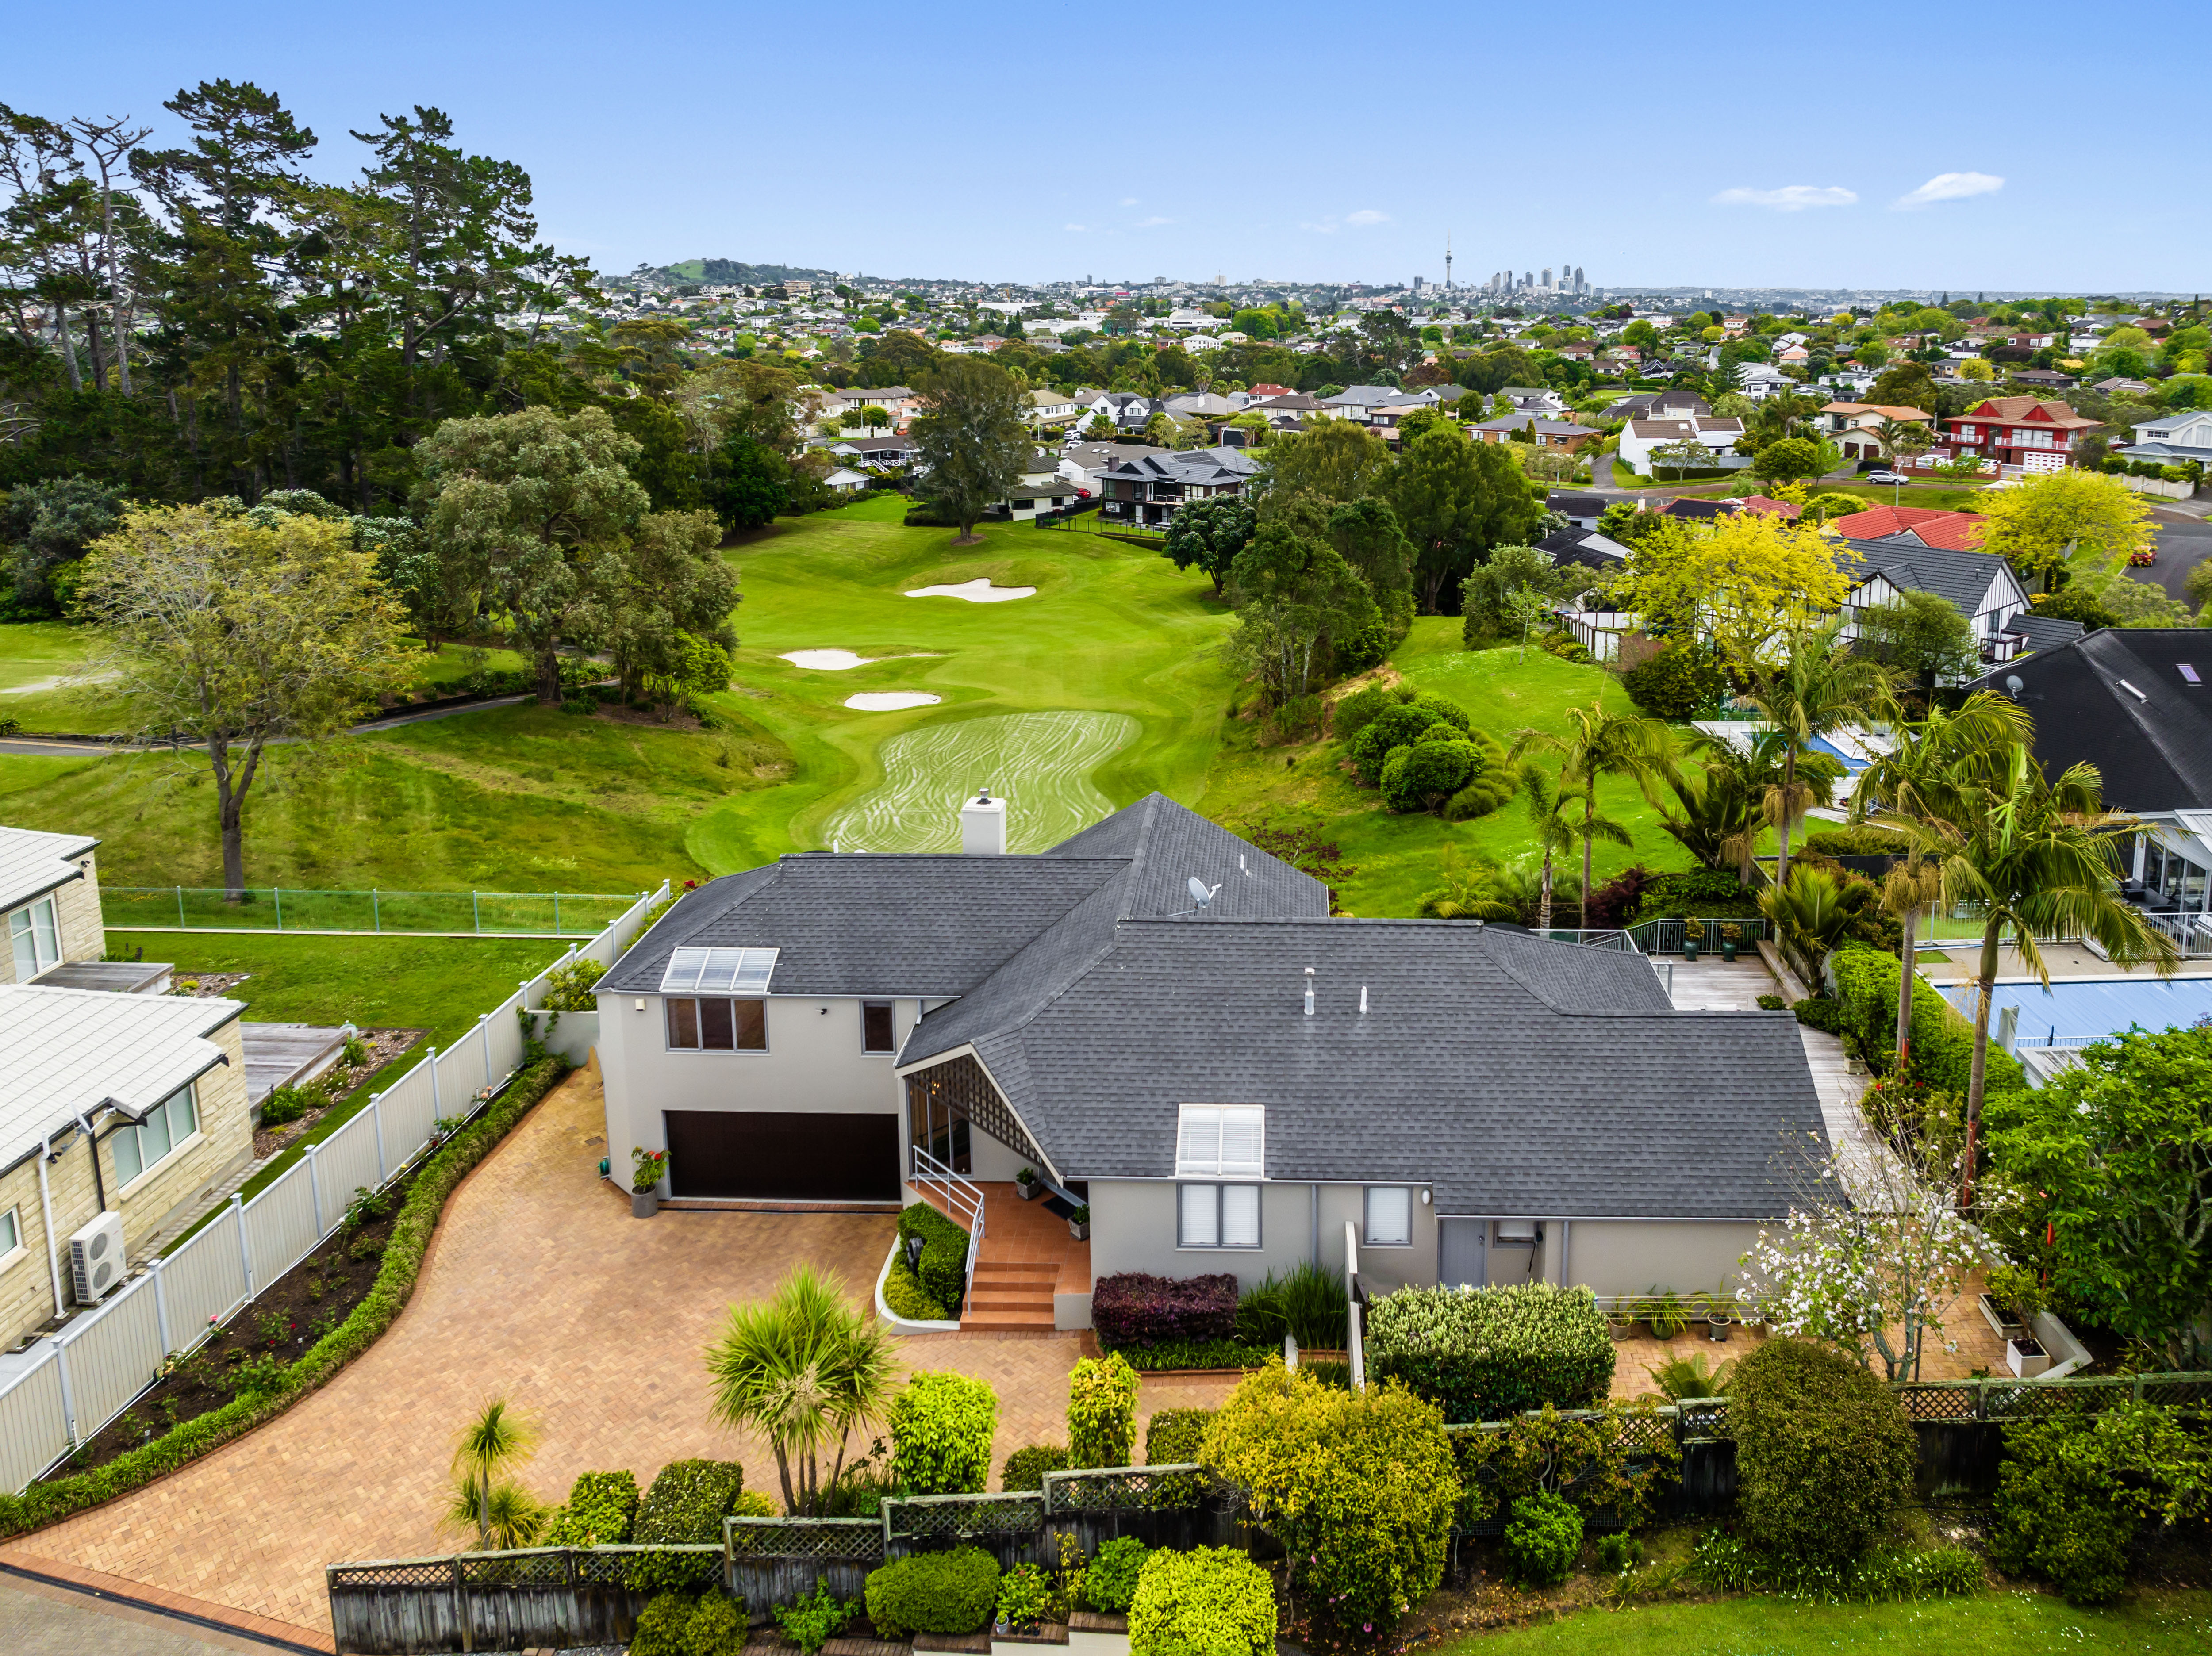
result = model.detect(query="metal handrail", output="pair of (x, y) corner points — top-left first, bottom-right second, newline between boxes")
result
(910, 1145), (986, 1310)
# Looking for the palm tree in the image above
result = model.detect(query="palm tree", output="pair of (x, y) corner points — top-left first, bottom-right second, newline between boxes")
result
(1892, 744), (2178, 1206)
(448, 1398), (540, 1552)
(1416, 843), (1521, 922)
(1650, 730), (1792, 885)
(1747, 626), (1892, 889)
(706, 1266), (897, 1516)
(1522, 767), (1577, 933)
(1849, 692), (2033, 1069)
(1512, 701), (1670, 929)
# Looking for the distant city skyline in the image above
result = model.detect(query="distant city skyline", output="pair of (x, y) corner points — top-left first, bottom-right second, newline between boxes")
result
(4, 0), (2200, 293)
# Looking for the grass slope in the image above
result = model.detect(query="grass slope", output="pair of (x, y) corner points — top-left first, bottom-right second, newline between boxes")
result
(1445, 1587), (2212, 1654)
(1202, 621), (1697, 916)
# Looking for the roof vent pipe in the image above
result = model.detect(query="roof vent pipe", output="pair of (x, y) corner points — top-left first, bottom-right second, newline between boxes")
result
(1304, 966), (1315, 1017)
(1360, 985), (1368, 1015)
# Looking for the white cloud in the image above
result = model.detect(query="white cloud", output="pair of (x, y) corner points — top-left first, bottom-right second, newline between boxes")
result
(1892, 171), (2005, 209)
(1344, 208), (1389, 226)
(1064, 223), (1087, 232)
(1119, 196), (1139, 207)
(1135, 215), (1171, 228)
(1710, 184), (1858, 211)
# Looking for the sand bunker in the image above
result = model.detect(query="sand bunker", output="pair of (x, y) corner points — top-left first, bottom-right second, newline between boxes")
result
(903, 579), (1036, 602)
(782, 649), (876, 670)
(844, 692), (942, 711)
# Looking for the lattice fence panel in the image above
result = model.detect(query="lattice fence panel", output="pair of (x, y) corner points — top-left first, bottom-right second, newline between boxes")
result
(2135, 1375), (2212, 1409)
(1895, 1384), (1982, 1422)
(1045, 1464), (1212, 1512)
(883, 1492), (1044, 1541)
(728, 1518), (887, 1560)
(1676, 1399), (1728, 1438)
(329, 1560), (456, 1589)
(458, 1550), (570, 1587)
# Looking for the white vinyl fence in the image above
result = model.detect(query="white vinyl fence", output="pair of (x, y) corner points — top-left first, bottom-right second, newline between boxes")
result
(0, 883), (668, 1496)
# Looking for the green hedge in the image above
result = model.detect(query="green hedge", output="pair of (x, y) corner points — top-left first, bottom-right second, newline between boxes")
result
(1000, 1443), (1069, 1491)
(899, 1200), (971, 1312)
(889, 1371), (998, 1495)
(1144, 1407), (1216, 1466)
(882, 1257), (951, 1322)
(630, 1459), (745, 1594)
(1732, 1337), (1916, 1568)
(1829, 944), (2027, 1094)
(865, 1545), (1001, 1636)
(0, 1056), (570, 1537)
(1129, 1545), (1277, 1656)
(545, 1469), (640, 1547)
(1365, 1282), (1614, 1422)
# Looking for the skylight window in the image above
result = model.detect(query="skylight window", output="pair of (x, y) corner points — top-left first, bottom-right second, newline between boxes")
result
(1176, 1104), (1265, 1178)
(660, 947), (779, 994)
(2180, 664), (2201, 686)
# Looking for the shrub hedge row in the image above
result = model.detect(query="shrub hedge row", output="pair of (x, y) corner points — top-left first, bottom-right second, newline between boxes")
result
(0, 1056), (570, 1538)
(898, 1200), (971, 1313)
(1092, 1272), (1239, 1348)
(1365, 1282), (1614, 1422)
(545, 1469), (641, 1547)
(1731, 1337), (1916, 1569)
(630, 1459), (746, 1594)
(1129, 1545), (1277, 1656)
(1828, 943), (2027, 1095)
(865, 1545), (1001, 1636)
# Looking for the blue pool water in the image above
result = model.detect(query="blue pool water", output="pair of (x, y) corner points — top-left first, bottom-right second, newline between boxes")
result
(1943, 976), (2212, 1046)
(1807, 734), (1870, 773)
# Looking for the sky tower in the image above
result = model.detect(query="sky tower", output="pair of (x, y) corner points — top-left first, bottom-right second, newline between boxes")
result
(1444, 233), (1452, 294)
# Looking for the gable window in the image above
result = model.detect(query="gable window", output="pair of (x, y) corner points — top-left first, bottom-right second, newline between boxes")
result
(1179, 1182), (1260, 1249)
(861, 1001), (897, 1054)
(8, 894), (60, 979)
(665, 997), (768, 1051)
(113, 1083), (199, 1186)
(1364, 1186), (1413, 1248)
(1175, 1104), (1264, 1178)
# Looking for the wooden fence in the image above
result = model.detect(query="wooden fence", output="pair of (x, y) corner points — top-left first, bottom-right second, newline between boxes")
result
(327, 1544), (718, 1654)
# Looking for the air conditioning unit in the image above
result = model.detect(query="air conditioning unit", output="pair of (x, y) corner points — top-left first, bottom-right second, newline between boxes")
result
(69, 1211), (125, 1304)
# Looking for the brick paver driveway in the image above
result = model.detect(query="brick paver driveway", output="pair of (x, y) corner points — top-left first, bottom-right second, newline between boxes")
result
(3, 1065), (1236, 1641)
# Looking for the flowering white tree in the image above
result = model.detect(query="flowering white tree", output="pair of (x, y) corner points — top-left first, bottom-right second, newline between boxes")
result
(1736, 1131), (1985, 1382)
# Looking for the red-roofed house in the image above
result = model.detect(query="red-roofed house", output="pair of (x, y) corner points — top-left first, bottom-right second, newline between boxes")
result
(1946, 396), (2099, 473)
(1826, 504), (1987, 550)
(1736, 495), (1803, 519)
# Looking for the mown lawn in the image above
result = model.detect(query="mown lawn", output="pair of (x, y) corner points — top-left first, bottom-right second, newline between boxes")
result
(112, 930), (568, 1219)
(1441, 1587), (2212, 1653)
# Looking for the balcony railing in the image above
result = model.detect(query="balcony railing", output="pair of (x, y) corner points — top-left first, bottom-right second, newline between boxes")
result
(910, 1145), (986, 1312)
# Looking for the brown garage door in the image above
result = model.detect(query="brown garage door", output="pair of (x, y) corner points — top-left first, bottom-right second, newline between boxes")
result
(663, 1111), (901, 1202)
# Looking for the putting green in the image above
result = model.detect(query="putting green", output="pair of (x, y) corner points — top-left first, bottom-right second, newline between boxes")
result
(822, 709), (1140, 851)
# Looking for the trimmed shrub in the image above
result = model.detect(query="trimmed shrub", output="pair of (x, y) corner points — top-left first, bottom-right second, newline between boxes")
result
(630, 1591), (697, 1656)
(1440, 729), (1519, 820)
(1365, 1283), (1614, 1422)
(732, 1490), (778, 1517)
(1128, 1545), (1277, 1656)
(1348, 702), (1445, 784)
(1755, 993), (1786, 1011)
(890, 1371), (998, 1495)
(1732, 1337), (1915, 1568)
(543, 1468), (639, 1547)
(865, 1546), (1001, 1637)
(1410, 692), (1471, 734)
(1801, 824), (1909, 859)
(997, 1561), (1055, 1628)
(1381, 738), (1477, 813)
(1502, 1491), (1583, 1586)
(1626, 867), (1763, 923)
(0, 1057), (569, 1540)
(1001, 1443), (1069, 1491)
(1203, 1365), (1458, 1644)
(631, 1459), (745, 1593)
(1621, 640), (1728, 718)
(882, 1259), (951, 1322)
(1083, 1534), (1151, 1614)
(1144, 1407), (1216, 1467)
(1068, 1352), (1140, 1468)
(684, 1592), (750, 1656)
(257, 1080), (327, 1127)
(1793, 996), (1847, 1035)
(1331, 683), (1394, 743)
(1114, 1340), (1275, 1372)
(899, 1200), (970, 1312)
(1093, 1272), (1239, 1348)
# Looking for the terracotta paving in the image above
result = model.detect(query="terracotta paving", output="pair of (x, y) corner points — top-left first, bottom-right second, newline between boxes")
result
(943, 1182), (1091, 1332)
(0, 1065), (1237, 1642)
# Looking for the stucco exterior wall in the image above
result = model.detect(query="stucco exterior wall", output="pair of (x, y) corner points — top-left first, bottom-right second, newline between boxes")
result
(1560, 1219), (1762, 1300)
(0, 1015), (251, 1345)
(1087, 1179), (1441, 1297)
(597, 993), (915, 1178)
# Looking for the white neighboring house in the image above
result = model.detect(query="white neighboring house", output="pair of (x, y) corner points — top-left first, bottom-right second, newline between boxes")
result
(1733, 363), (1795, 402)
(2119, 409), (2212, 468)
(824, 467), (871, 494)
(1025, 389), (1079, 432)
(1835, 535), (2081, 673)
(1616, 416), (1748, 476)
(3, 827), (103, 986)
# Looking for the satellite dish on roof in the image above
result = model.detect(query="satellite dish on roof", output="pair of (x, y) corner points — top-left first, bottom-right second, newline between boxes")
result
(1188, 876), (1218, 911)
(2005, 675), (2024, 700)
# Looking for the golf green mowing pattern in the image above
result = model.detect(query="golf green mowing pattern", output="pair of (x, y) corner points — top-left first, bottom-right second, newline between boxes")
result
(822, 709), (1140, 851)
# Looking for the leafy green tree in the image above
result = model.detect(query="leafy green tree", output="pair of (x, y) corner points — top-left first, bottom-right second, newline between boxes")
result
(1750, 437), (1826, 486)
(1, 475), (124, 613)
(713, 433), (792, 531)
(1510, 702), (1669, 928)
(1230, 307), (1277, 339)
(415, 405), (648, 702)
(1258, 419), (1391, 507)
(1866, 363), (1941, 415)
(1224, 520), (1379, 705)
(910, 357), (1030, 544)
(598, 507), (738, 707)
(1390, 426), (1540, 612)
(1325, 497), (1416, 628)
(1851, 589), (1977, 690)
(1980, 469), (2155, 594)
(1621, 320), (1658, 351)
(75, 502), (415, 897)
(1160, 494), (1254, 597)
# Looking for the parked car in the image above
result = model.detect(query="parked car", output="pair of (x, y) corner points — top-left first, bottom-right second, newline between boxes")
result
(1866, 469), (1906, 485)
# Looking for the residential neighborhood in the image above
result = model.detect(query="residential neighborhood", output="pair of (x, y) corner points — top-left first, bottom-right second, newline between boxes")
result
(0, 15), (2210, 1656)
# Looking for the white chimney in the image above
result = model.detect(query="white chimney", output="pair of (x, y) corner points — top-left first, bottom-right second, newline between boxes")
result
(960, 789), (1007, 855)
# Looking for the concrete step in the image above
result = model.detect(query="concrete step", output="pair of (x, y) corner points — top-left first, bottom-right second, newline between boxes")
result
(961, 1310), (1058, 1331)
(968, 1285), (1056, 1309)
(972, 1261), (1060, 1281)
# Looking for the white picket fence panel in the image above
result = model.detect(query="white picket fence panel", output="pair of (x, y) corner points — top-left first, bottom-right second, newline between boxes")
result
(0, 882), (667, 1492)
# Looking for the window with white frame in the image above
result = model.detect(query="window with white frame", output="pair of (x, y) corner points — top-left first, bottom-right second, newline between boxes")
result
(1178, 1182), (1260, 1249)
(0, 1206), (19, 1259)
(112, 1083), (199, 1186)
(1364, 1186), (1413, 1247)
(1175, 1104), (1264, 1178)
(8, 894), (60, 979)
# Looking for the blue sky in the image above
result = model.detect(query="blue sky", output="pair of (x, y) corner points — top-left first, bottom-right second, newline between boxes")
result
(6, 2), (2198, 292)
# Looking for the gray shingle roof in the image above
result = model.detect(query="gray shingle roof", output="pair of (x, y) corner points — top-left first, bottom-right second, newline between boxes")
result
(1843, 537), (2016, 617)
(960, 919), (1825, 1219)
(1971, 629), (2212, 811)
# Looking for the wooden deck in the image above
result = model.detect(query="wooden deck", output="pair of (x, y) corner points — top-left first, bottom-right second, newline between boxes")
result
(238, 1022), (346, 1105)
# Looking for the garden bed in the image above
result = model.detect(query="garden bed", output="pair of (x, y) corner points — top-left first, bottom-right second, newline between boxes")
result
(37, 1150), (428, 1482)
(251, 1025), (422, 1158)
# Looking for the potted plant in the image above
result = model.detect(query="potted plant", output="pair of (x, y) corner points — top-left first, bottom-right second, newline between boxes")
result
(1720, 923), (1742, 963)
(1980, 1261), (2043, 1342)
(1681, 928), (1701, 962)
(1606, 1302), (1635, 1341)
(2007, 1336), (2051, 1378)
(1647, 1288), (1688, 1340)
(994, 1562), (1054, 1637)
(1067, 1204), (1091, 1241)
(1016, 1166), (1042, 1200)
(630, 1147), (667, 1218)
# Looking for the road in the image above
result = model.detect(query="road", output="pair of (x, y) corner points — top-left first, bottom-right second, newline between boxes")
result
(2140, 513), (2212, 606)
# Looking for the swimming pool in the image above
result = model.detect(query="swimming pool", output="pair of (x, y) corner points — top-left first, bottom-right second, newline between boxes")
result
(1942, 975), (2212, 1046)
